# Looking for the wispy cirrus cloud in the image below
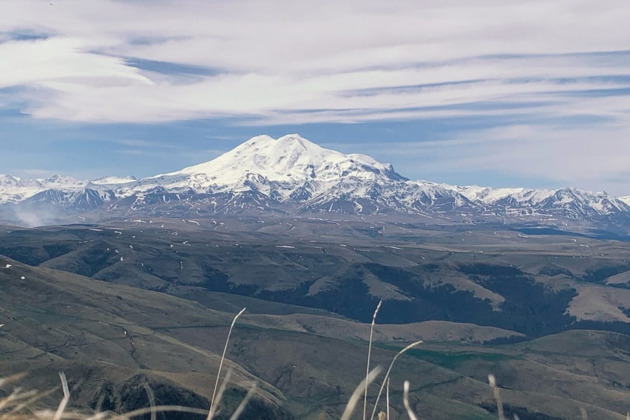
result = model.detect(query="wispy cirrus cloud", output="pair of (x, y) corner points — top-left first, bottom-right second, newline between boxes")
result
(337, 121), (630, 195)
(0, 0), (628, 123)
(1, 0), (630, 193)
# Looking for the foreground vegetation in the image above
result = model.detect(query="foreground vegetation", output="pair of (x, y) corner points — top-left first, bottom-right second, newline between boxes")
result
(2, 306), (629, 420)
(3, 220), (630, 419)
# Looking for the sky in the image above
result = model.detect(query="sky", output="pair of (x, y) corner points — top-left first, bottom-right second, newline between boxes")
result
(1, 0), (630, 195)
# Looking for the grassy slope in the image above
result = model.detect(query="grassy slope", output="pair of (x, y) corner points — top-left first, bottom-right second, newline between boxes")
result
(2, 219), (630, 419)
(0, 255), (285, 417)
(2, 253), (630, 419)
(5, 220), (627, 336)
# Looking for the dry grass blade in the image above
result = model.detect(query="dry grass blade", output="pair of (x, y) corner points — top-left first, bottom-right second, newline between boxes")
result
(53, 372), (70, 420)
(402, 381), (419, 420)
(93, 393), (107, 417)
(228, 383), (256, 420)
(579, 407), (588, 420)
(0, 389), (22, 412)
(488, 374), (505, 420)
(363, 300), (382, 420)
(0, 374), (26, 388)
(141, 381), (156, 420)
(2, 388), (53, 419)
(117, 404), (212, 419)
(209, 307), (245, 418)
(85, 411), (112, 420)
(341, 366), (382, 420)
(386, 378), (390, 420)
(369, 341), (422, 420)
(207, 369), (232, 420)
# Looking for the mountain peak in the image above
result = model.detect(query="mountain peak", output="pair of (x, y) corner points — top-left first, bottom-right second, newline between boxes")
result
(243, 133), (310, 148)
(172, 134), (403, 186)
(231, 133), (327, 165)
(2, 133), (629, 229)
(276, 133), (311, 149)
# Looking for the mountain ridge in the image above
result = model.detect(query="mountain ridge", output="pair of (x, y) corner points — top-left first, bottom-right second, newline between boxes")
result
(1, 134), (629, 229)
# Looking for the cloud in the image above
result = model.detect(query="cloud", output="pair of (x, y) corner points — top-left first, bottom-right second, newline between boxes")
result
(341, 120), (630, 195)
(0, 0), (628, 123)
(0, 37), (151, 89)
(1, 0), (630, 193)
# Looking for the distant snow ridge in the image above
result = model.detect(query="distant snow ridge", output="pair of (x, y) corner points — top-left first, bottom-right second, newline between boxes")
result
(89, 176), (137, 185)
(1, 134), (629, 226)
(0, 174), (87, 204)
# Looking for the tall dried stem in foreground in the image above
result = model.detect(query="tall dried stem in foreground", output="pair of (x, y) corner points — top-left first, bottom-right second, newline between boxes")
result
(141, 381), (156, 420)
(342, 367), (382, 420)
(208, 307), (246, 419)
(53, 372), (70, 420)
(228, 383), (256, 420)
(488, 374), (505, 420)
(363, 300), (382, 420)
(385, 378), (390, 420)
(207, 370), (233, 420)
(369, 341), (422, 420)
(402, 381), (419, 420)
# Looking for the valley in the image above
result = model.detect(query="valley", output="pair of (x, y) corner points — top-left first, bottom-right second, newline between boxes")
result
(1, 216), (630, 419)
(1, 135), (630, 419)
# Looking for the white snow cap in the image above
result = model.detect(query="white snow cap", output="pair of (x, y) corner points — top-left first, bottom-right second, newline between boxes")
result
(173, 133), (397, 184)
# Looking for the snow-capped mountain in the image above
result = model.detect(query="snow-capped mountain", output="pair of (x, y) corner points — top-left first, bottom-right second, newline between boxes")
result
(0, 174), (87, 204)
(113, 134), (405, 198)
(1, 134), (629, 228)
(457, 185), (630, 219)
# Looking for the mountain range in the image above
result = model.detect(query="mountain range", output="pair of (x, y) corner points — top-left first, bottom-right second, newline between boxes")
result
(2, 134), (630, 230)
(3, 134), (630, 420)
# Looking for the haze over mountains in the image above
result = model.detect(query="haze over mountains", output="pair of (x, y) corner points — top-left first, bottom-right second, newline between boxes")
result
(1, 134), (630, 231)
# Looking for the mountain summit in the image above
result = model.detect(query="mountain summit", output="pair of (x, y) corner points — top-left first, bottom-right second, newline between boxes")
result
(179, 134), (404, 182)
(149, 134), (405, 192)
(1, 134), (629, 230)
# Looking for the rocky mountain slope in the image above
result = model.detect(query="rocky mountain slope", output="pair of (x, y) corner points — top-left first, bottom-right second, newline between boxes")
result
(1, 134), (629, 230)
